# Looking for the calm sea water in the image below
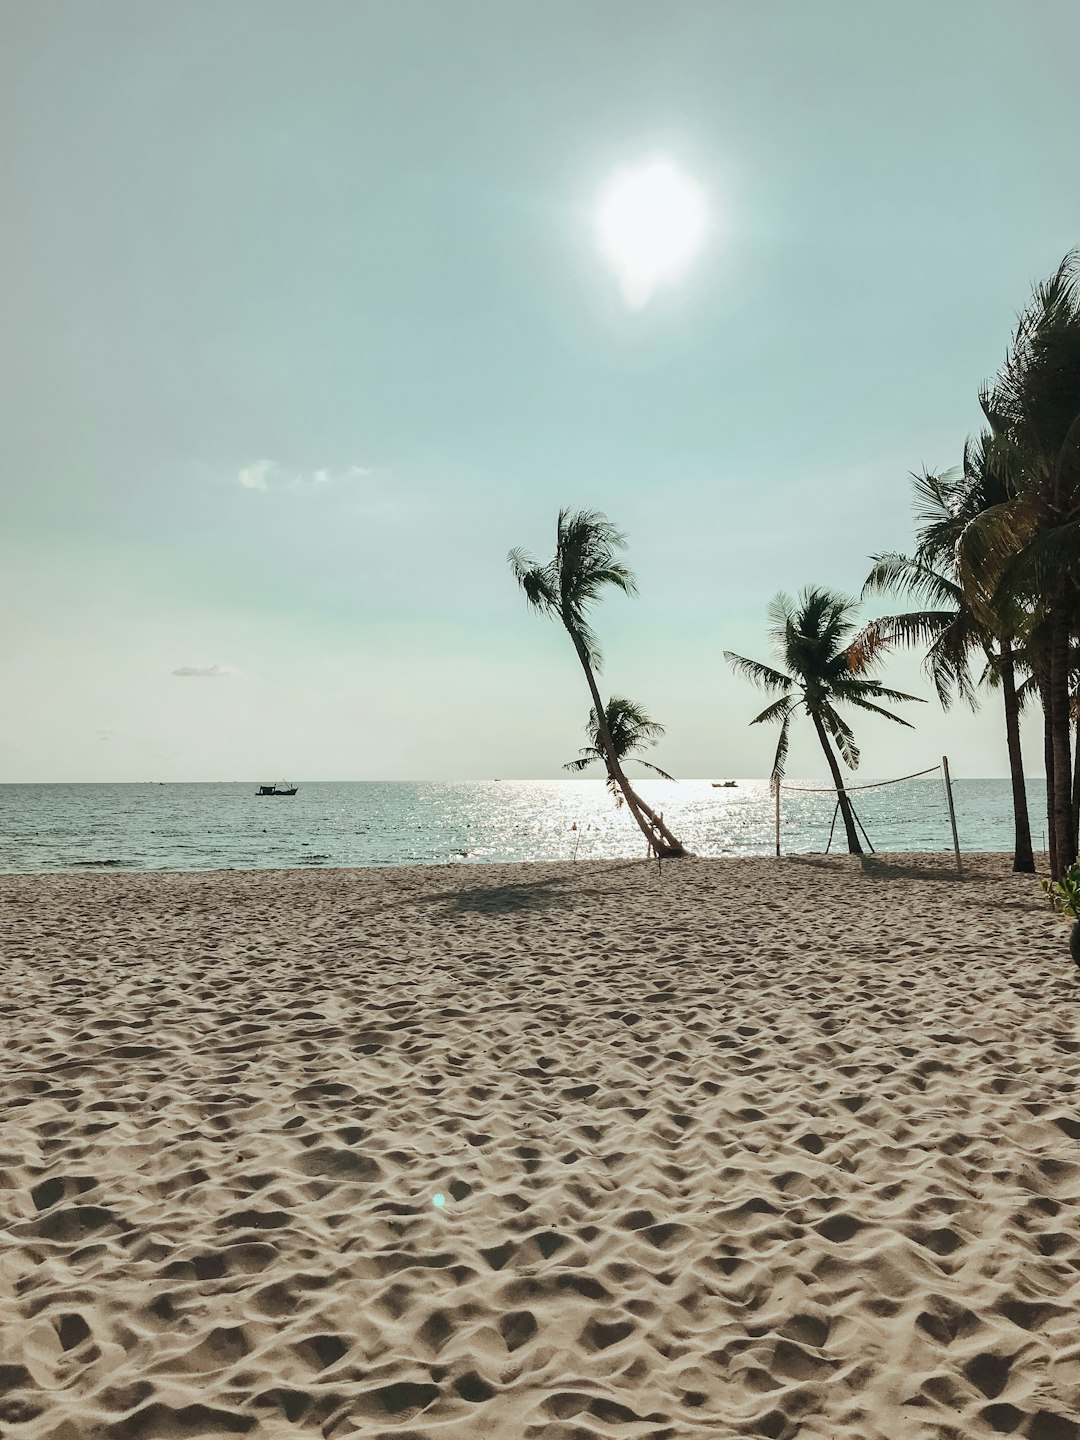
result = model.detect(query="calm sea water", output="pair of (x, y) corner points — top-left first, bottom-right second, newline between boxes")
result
(0, 778), (1048, 874)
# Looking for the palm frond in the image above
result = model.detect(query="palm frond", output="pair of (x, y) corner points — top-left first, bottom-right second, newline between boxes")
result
(842, 694), (916, 728)
(572, 616), (606, 672)
(862, 553), (963, 609)
(849, 611), (954, 672)
(579, 563), (638, 601)
(836, 677), (924, 706)
(984, 515), (1080, 604)
(820, 704), (860, 770)
(908, 467), (979, 569)
(956, 499), (1039, 610)
(765, 592), (797, 655)
(637, 759), (676, 781)
(508, 549), (559, 613)
(1016, 673), (1040, 711)
(563, 751), (601, 773)
(921, 624), (983, 711)
(1052, 408), (1080, 494)
(724, 651), (795, 693)
(750, 694), (797, 727)
(862, 553), (921, 598)
(770, 709), (794, 791)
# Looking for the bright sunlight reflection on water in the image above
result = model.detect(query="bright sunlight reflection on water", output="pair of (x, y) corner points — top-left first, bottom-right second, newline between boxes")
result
(0, 778), (1040, 873)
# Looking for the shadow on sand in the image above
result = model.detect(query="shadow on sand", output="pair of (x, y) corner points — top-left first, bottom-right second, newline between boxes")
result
(449, 860), (649, 915)
(785, 853), (968, 884)
(451, 879), (562, 914)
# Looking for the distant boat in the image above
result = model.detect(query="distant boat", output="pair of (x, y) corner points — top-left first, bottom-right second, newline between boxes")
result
(257, 781), (299, 796)
(712, 781), (738, 788)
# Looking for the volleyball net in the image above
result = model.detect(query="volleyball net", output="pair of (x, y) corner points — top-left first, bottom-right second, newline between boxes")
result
(775, 756), (962, 870)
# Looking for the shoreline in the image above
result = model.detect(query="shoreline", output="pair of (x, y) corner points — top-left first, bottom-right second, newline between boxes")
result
(0, 847), (1052, 882)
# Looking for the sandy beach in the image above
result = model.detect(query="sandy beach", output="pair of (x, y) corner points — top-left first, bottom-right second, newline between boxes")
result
(2, 855), (1079, 1440)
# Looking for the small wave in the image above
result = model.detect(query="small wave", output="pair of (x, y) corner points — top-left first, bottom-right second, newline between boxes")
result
(72, 858), (130, 868)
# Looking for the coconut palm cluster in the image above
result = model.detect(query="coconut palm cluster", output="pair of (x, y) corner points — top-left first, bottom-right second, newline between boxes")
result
(510, 253), (1080, 875)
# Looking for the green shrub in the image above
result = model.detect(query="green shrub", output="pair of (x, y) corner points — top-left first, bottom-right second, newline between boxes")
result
(1041, 862), (1080, 921)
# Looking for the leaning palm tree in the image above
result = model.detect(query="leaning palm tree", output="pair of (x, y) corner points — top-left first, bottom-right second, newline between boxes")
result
(725, 587), (922, 855)
(510, 509), (687, 857)
(565, 696), (675, 800)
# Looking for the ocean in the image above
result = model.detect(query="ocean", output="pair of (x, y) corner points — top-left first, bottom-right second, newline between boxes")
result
(0, 777), (1047, 874)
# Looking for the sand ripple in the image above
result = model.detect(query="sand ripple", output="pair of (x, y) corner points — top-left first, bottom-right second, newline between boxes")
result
(2, 855), (1079, 1438)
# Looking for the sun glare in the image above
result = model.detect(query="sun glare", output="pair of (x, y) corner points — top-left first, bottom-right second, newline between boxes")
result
(595, 158), (708, 310)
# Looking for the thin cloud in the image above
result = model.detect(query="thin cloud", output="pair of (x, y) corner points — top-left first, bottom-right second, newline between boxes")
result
(237, 459), (275, 491)
(236, 460), (375, 491)
(172, 664), (234, 678)
(306, 464), (374, 487)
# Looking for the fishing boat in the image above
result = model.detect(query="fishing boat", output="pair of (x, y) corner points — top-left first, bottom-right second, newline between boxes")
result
(257, 781), (299, 796)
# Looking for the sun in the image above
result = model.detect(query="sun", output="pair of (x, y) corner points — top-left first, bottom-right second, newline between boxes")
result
(595, 158), (708, 310)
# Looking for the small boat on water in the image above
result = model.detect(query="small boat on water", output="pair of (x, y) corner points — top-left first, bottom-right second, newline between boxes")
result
(257, 781), (299, 796)
(712, 780), (738, 788)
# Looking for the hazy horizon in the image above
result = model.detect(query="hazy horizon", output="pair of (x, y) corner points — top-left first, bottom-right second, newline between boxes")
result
(3, 2), (1079, 785)
(0, 772), (1050, 788)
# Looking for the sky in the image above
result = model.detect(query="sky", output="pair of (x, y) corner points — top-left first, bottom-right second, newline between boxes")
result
(2, 0), (1079, 783)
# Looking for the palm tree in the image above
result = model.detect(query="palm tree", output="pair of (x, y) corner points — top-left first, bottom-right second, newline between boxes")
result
(509, 509), (687, 857)
(725, 587), (922, 855)
(857, 455), (1036, 873)
(859, 548), (982, 708)
(1011, 612), (1063, 874)
(565, 696), (675, 799)
(966, 252), (1080, 875)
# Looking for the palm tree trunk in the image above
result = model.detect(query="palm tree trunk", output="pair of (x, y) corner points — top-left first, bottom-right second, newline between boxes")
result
(569, 635), (687, 857)
(1042, 678), (1058, 877)
(999, 643), (1035, 873)
(1072, 705), (1080, 857)
(1049, 610), (1075, 876)
(810, 711), (863, 856)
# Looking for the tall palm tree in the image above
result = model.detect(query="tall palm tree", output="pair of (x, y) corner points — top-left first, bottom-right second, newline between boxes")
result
(510, 508), (687, 857)
(565, 696), (675, 798)
(857, 455), (1036, 873)
(966, 252), (1080, 876)
(725, 587), (922, 855)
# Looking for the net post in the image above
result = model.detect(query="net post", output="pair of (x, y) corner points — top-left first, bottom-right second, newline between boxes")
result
(942, 755), (961, 874)
(774, 781), (781, 858)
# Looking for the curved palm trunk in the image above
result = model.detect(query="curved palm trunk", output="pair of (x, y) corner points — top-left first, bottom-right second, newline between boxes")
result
(1049, 611), (1076, 877)
(999, 643), (1035, 873)
(568, 633), (687, 857)
(810, 711), (863, 856)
